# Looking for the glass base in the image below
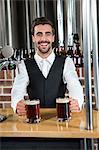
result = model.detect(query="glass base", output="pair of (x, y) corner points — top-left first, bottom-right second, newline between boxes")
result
(57, 116), (71, 122)
(26, 117), (41, 123)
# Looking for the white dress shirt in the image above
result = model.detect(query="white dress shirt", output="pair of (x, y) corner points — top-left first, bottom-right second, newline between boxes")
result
(11, 51), (84, 112)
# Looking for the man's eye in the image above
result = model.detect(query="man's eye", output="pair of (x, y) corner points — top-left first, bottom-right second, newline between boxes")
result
(36, 33), (42, 36)
(46, 32), (52, 36)
(36, 32), (52, 37)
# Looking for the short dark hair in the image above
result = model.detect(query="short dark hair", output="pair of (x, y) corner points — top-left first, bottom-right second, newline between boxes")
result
(31, 17), (55, 35)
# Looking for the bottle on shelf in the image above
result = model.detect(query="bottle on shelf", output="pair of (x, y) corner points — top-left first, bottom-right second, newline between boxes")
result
(67, 46), (74, 58)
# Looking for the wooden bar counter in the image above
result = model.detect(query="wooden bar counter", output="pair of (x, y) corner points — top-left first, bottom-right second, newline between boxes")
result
(0, 108), (99, 138)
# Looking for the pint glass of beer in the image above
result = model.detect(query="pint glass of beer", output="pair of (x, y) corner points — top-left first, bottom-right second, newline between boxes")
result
(25, 99), (40, 123)
(56, 98), (71, 121)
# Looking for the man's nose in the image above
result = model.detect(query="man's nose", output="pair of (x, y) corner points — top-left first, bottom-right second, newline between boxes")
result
(41, 34), (47, 40)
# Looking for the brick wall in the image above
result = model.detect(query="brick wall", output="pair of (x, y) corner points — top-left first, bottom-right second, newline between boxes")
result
(76, 67), (96, 108)
(0, 67), (95, 109)
(0, 70), (15, 108)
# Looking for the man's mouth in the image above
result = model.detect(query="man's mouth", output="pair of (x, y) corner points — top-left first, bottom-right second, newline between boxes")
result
(40, 43), (48, 46)
(38, 41), (50, 45)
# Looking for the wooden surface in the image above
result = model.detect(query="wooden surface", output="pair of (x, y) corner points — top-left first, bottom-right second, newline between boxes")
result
(0, 108), (99, 138)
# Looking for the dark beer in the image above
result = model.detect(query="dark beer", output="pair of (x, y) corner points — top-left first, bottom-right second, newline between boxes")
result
(25, 100), (40, 123)
(56, 98), (71, 121)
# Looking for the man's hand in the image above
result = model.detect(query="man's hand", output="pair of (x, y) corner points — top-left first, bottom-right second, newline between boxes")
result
(69, 97), (80, 112)
(16, 99), (26, 116)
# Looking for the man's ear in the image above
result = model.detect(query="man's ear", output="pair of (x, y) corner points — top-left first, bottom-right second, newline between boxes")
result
(32, 35), (35, 42)
(52, 35), (55, 42)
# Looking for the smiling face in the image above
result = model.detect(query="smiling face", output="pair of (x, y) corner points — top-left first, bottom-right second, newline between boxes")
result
(32, 24), (55, 58)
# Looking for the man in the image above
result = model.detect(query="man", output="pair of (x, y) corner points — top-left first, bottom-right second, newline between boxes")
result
(11, 17), (84, 116)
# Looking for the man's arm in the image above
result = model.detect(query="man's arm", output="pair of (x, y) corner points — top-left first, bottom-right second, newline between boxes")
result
(11, 60), (29, 114)
(63, 57), (84, 112)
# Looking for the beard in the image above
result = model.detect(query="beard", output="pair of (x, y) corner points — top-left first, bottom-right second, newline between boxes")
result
(37, 41), (52, 54)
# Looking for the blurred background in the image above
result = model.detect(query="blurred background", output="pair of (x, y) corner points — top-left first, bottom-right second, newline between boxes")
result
(0, 0), (82, 49)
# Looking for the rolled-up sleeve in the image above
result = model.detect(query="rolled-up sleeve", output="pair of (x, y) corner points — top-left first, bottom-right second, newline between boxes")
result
(63, 57), (84, 109)
(11, 60), (29, 112)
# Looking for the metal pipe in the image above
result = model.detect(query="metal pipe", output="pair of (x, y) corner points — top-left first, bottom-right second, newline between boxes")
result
(31, 0), (37, 19)
(36, 0), (40, 17)
(82, 0), (93, 130)
(2, 0), (7, 46)
(40, 0), (45, 17)
(7, 0), (12, 46)
(91, 0), (99, 110)
(72, 0), (76, 34)
(0, 0), (7, 46)
(25, 0), (30, 50)
(80, 0), (83, 49)
(67, 0), (75, 46)
(57, 0), (64, 47)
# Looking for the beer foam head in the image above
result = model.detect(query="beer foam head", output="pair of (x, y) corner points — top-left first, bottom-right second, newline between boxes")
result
(25, 99), (40, 105)
(56, 98), (69, 103)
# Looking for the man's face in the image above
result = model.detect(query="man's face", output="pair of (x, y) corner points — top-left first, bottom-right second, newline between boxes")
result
(32, 24), (55, 55)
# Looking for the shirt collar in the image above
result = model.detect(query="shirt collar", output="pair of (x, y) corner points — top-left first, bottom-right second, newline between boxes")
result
(34, 50), (55, 65)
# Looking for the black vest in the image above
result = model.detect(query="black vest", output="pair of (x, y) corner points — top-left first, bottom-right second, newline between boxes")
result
(24, 55), (66, 108)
